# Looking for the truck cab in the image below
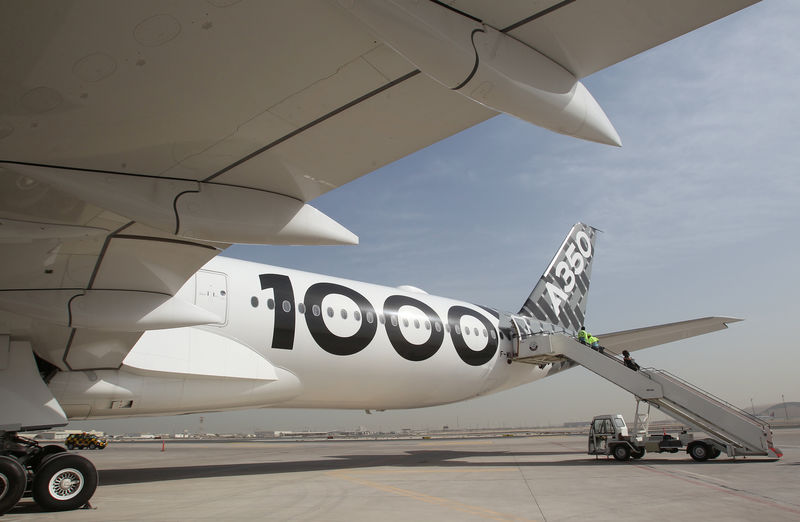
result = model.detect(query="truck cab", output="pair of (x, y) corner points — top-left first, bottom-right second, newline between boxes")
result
(588, 414), (629, 457)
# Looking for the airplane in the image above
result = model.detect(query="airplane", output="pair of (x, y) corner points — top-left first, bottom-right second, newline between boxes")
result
(0, 0), (760, 514)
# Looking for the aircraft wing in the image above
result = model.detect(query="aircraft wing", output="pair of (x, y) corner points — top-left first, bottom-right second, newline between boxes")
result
(0, 1), (758, 371)
(459, 0), (760, 79)
(598, 317), (743, 354)
(0, 1), (759, 202)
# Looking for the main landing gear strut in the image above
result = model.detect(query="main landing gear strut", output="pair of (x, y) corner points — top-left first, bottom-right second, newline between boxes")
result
(0, 431), (98, 515)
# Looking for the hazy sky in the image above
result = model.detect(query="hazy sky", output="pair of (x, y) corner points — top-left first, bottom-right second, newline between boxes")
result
(73, 1), (800, 435)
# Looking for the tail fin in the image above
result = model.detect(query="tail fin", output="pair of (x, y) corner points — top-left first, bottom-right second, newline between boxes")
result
(518, 223), (599, 333)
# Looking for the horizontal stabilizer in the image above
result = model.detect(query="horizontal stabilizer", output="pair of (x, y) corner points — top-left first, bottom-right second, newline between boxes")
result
(598, 316), (743, 354)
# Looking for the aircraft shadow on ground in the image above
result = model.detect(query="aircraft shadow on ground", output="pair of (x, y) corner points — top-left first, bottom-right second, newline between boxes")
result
(96, 449), (778, 486)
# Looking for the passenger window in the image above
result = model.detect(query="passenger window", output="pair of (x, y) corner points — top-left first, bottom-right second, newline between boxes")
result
(250, 296), (259, 308)
(482, 329), (487, 337)
(379, 314), (385, 325)
(354, 310), (361, 321)
(267, 298), (274, 310)
(413, 319), (420, 329)
(490, 330), (496, 340)
(341, 309), (348, 319)
(474, 328), (479, 336)
(391, 316), (398, 327)
(454, 325), (461, 334)
(402, 318), (409, 327)
(327, 307), (334, 318)
(425, 320), (431, 330)
(282, 300), (291, 313)
(434, 322), (441, 332)
(464, 327), (470, 336)
(297, 302), (306, 314)
(367, 311), (374, 324)
(312, 305), (320, 316)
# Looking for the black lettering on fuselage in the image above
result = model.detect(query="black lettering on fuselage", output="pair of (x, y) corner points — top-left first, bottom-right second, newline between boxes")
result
(258, 274), (499, 365)
(383, 295), (444, 361)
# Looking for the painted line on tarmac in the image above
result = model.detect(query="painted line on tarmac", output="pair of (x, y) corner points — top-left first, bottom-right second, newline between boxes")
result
(328, 469), (537, 521)
(336, 467), (509, 475)
(633, 464), (800, 516)
(418, 440), (495, 446)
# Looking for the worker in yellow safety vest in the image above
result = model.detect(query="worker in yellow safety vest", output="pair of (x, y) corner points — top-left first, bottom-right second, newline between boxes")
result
(587, 334), (604, 353)
(578, 326), (589, 344)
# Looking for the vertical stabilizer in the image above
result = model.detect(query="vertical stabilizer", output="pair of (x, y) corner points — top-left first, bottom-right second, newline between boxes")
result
(518, 223), (599, 333)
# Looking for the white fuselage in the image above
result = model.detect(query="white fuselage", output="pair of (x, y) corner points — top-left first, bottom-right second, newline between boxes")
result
(48, 257), (556, 419)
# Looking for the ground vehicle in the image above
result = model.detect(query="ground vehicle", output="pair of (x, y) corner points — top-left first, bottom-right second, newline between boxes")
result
(588, 414), (722, 461)
(65, 433), (108, 451)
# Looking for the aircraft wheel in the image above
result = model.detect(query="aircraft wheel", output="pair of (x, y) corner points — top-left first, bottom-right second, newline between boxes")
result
(631, 448), (646, 459)
(688, 442), (710, 462)
(29, 445), (67, 472)
(32, 453), (97, 511)
(612, 444), (631, 461)
(0, 456), (26, 515)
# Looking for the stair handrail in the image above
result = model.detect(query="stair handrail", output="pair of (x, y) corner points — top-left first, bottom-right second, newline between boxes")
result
(647, 368), (769, 428)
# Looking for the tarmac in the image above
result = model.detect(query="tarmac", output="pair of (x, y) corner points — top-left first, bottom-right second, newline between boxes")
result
(5, 428), (800, 521)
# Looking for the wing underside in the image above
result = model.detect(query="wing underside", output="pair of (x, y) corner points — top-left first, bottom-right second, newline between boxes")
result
(0, 1), (758, 370)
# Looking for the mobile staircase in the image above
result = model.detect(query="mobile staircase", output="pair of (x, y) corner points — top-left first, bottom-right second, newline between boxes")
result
(514, 333), (782, 459)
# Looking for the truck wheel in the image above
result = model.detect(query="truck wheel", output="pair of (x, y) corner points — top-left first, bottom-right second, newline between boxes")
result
(0, 456), (26, 515)
(688, 442), (710, 462)
(612, 444), (631, 461)
(631, 448), (646, 459)
(709, 447), (721, 459)
(32, 453), (97, 511)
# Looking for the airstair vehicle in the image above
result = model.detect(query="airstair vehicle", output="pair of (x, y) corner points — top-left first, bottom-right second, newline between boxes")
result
(513, 333), (782, 461)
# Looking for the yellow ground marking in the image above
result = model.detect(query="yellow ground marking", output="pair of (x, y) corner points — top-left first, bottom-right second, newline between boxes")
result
(328, 469), (538, 521)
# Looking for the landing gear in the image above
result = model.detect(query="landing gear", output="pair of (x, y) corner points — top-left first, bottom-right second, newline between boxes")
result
(0, 456), (26, 515)
(0, 432), (98, 515)
(32, 453), (98, 511)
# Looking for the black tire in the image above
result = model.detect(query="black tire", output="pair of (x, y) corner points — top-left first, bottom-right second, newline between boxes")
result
(709, 447), (721, 459)
(32, 453), (98, 512)
(631, 447), (646, 459)
(688, 442), (710, 462)
(29, 445), (68, 472)
(612, 444), (631, 461)
(65, 443), (74, 450)
(0, 456), (26, 515)
(88, 443), (96, 450)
